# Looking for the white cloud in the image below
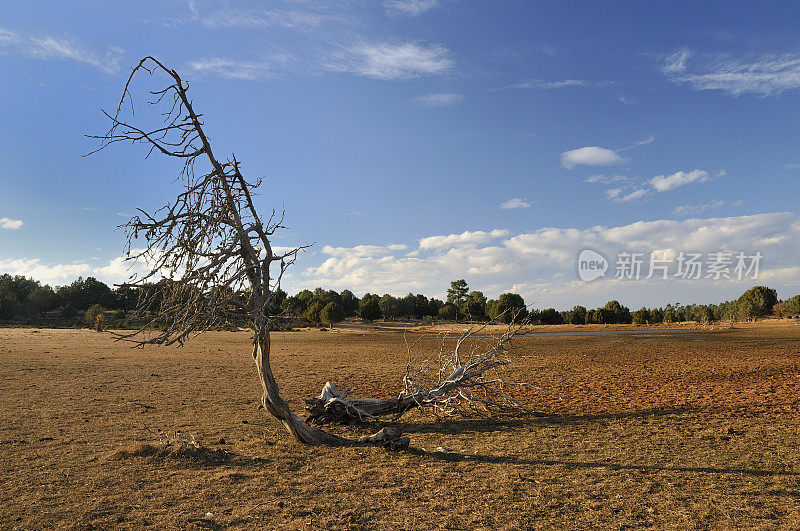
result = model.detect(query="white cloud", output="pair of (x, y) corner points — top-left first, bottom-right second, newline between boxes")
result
(0, 26), (122, 74)
(187, 57), (275, 80)
(673, 200), (725, 217)
(329, 41), (453, 80)
(383, 0), (440, 16)
(7, 214), (800, 308)
(663, 49), (800, 96)
(617, 133), (656, 152)
(321, 244), (407, 258)
(785, 163), (800, 170)
(0, 217), (23, 230)
(585, 174), (627, 184)
(619, 95), (637, 105)
(561, 147), (625, 170)
(413, 92), (462, 107)
(500, 198), (531, 210)
(201, 8), (331, 29)
(293, 212), (800, 306)
(419, 229), (509, 250)
(500, 79), (589, 90)
(615, 188), (648, 203)
(649, 169), (710, 192)
(663, 48), (691, 74)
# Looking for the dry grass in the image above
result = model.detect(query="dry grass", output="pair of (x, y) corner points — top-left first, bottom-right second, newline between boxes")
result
(1, 322), (799, 529)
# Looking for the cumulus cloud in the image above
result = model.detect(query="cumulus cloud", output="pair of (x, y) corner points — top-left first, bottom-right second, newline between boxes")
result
(649, 169), (710, 192)
(328, 41), (453, 80)
(663, 48), (800, 96)
(7, 214), (799, 308)
(0, 217), (23, 230)
(419, 229), (509, 249)
(561, 147), (625, 170)
(412, 93), (462, 107)
(294, 212), (800, 306)
(0, 26), (122, 73)
(500, 198), (531, 210)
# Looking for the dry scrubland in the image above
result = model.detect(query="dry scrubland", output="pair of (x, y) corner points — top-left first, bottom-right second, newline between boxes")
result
(1, 322), (800, 529)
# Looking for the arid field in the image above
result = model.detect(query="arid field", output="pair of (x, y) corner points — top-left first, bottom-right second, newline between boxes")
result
(2, 321), (800, 529)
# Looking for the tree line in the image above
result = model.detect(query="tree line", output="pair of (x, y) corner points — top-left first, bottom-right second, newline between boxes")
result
(0, 273), (796, 326)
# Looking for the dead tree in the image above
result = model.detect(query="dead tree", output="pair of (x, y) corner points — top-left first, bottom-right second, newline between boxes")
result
(91, 57), (536, 449)
(304, 322), (542, 425)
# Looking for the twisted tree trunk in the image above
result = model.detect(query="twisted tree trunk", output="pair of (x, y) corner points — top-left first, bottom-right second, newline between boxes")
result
(254, 319), (408, 448)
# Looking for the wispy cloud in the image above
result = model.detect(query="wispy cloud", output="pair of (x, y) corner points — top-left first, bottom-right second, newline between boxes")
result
(584, 174), (628, 184)
(597, 169), (719, 203)
(383, 0), (440, 16)
(785, 162), (800, 170)
(606, 188), (647, 203)
(0, 217), (23, 230)
(662, 48), (691, 74)
(663, 48), (800, 96)
(328, 41), (453, 80)
(412, 92), (462, 107)
(200, 8), (333, 29)
(673, 200), (724, 217)
(617, 133), (656, 152)
(494, 79), (614, 91)
(0, 26), (122, 74)
(186, 57), (277, 80)
(500, 198), (531, 210)
(561, 147), (625, 170)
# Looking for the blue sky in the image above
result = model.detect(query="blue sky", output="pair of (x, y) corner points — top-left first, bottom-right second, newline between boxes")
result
(1, 1), (799, 309)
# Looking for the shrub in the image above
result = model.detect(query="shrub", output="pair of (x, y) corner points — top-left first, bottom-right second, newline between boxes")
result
(85, 303), (106, 331)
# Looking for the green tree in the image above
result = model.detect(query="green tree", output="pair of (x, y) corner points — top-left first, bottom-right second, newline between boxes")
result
(570, 305), (587, 325)
(438, 303), (458, 320)
(736, 286), (778, 320)
(632, 307), (651, 325)
(785, 295), (800, 316)
(379, 294), (401, 319)
(602, 300), (632, 324)
(427, 298), (444, 317)
(463, 290), (487, 320)
(488, 293), (528, 324)
(27, 285), (58, 316)
(320, 301), (344, 328)
(446, 279), (469, 308)
(304, 301), (324, 323)
(359, 293), (381, 321)
(539, 308), (564, 325)
(339, 289), (359, 317)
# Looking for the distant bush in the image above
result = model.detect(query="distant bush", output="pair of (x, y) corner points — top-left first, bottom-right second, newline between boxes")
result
(85, 304), (106, 331)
